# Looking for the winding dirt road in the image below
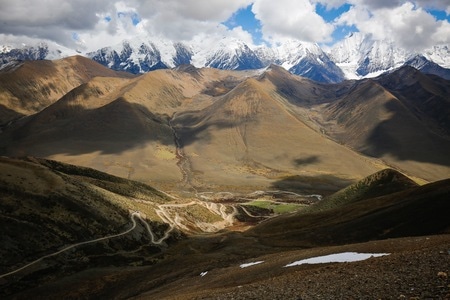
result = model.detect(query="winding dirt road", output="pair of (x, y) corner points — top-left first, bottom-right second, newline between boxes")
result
(0, 212), (171, 279)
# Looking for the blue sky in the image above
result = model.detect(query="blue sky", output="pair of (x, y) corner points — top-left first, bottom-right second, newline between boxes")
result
(429, 9), (450, 21)
(222, 2), (348, 45)
(223, 5), (264, 44)
(222, 2), (450, 47)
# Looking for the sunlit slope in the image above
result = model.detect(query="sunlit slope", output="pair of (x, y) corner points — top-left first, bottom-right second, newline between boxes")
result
(0, 65), (257, 189)
(0, 74), (181, 184)
(0, 55), (134, 124)
(301, 168), (418, 214)
(260, 65), (450, 182)
(1, 59), (448, 190)
(173, 76), (385, 190)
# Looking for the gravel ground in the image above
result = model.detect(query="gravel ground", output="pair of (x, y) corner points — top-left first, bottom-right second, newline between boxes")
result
(7, 235), (450, 299)
(187, 235), (450, 300)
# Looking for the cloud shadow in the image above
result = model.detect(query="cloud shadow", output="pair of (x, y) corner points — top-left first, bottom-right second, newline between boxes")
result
(292, 155), (320, 167)
(364, 99), (450, 166)
(0, 97), (175, 156)
(270, 174), (355, 196)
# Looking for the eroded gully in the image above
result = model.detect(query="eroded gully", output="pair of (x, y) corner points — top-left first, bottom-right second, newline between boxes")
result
(168, 114), (198, 194)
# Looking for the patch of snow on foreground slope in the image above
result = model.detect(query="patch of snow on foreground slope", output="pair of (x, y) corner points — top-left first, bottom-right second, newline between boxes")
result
(240, 261), (265, 268)
(285, 252), (389, 267)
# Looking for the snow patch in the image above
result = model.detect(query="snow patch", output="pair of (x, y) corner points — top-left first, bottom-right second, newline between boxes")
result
(285, 252), (389, 267)
(200, 271), (208, 277)
(240, 261), (264, 268)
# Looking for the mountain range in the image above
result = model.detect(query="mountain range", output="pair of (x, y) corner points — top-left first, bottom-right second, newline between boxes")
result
(1, 33), (450, 83)
(1, 56), (449, 191)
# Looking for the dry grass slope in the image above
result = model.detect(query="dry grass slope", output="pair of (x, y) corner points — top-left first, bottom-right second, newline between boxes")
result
(301, 168), (418, 213)
(0, 56), (135, 124)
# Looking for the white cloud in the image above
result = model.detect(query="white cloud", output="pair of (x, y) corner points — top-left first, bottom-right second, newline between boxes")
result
(336, 2), (450, 51)
(414, 0), (450, 13)
(0, 0), (113, 30)
(0, 0), (115, 48)
(0, 0), (449, 52)
(131, 0), (253, 41)
(315, 0), (450, 10)
(0, 0), (253, 49)
(252, 0), (334, 44)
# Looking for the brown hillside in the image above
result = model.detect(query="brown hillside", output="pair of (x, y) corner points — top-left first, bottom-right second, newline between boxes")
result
(318, 74), (450, 181)
(1, 63), (448, 189)
(173, 76), (385, 192)
(0, 67), (259, 189)
(0, 76), (181, 184)
(0, 55), (135, 125)
(376, 66), (450, 137)
(261, 64), (346, 106)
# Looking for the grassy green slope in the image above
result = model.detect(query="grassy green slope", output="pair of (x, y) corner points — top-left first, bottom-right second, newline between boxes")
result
(301, 168), (418, 214)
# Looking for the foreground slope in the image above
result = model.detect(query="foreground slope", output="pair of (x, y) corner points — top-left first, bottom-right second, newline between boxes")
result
(0, 156), (184, 296)
(0, 156), (176, 265)
(4, 167), (449, 299)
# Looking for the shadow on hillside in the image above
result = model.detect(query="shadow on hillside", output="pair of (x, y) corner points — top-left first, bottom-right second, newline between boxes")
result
(270, 174), (354, 196)
(365, 99), (450, 166)
(172, 111), (251, 147)
(268, 70), (346, 107)
(0, 104), (25, 126)
(0, 98), (177, 156)
(293, 155), (320, 166)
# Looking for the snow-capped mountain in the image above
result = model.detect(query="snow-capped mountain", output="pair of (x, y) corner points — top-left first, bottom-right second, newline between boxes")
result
(85, 36), (341, 82)
(328, 33), (411, 79)
(328, 32), (450, 80)
(88, 37), (264, 73)
(87, 38), (193, 73)
(196, 37), (264, 70)
(1, 33), (449, 83)
(405, 55), (450, 80)
(0, 41), (76, 65)
(255, 40), (345, 83)
(424, 45), (450, 69)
